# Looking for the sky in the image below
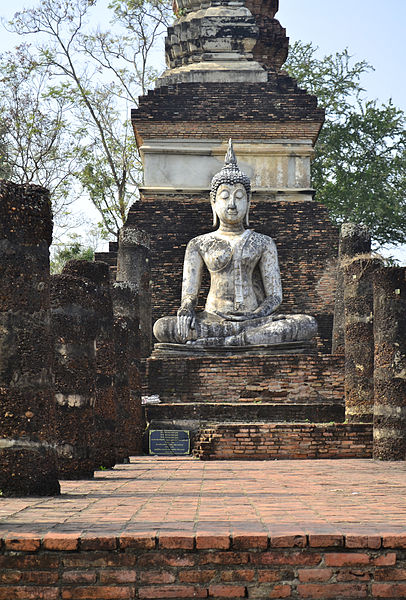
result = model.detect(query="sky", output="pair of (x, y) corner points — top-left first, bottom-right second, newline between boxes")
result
(1, 0), (405, 261)
(278, 0), (406, 115)
(277, 0), (406, 263)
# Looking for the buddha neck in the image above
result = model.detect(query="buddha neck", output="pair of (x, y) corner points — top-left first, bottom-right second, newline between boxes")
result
(217, 222), (245, 235)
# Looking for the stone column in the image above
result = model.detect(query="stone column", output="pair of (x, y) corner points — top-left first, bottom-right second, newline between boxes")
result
(116, 227), (151, 357)
(51, 268), (98, 479)
(111, 281), (144, 461)
(373, 267), (406, 460)
(62, 260), (117, 469)
(332, 223), (371, 354)
(0, 181), (60, 496)
(343, 256), (382, 423)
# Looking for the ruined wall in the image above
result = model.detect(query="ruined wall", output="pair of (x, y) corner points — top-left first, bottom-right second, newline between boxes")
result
(112, 283), (144, 459)
(0, 181), (59, 496)
(332, 223), (371, 355)
(50, 272), (98, 479)
(194, 422), (373, 460)
(116, 227), (152, 357)
(62, 260), (117, 470)
(343, 257), (382, 423)
(373, 267), (406, 460)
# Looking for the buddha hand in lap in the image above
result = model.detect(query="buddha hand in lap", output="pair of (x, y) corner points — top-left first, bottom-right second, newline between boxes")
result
(153, 140), (317, 347)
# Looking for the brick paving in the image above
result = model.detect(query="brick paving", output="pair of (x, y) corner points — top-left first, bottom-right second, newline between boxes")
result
(1, 457), (406, 543)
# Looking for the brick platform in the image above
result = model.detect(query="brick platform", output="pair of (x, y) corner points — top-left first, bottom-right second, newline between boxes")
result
(1, 458), (406, 599)
(144, 354), (345, 404)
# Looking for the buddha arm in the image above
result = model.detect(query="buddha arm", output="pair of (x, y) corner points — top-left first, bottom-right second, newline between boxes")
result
(179, 239), (204, 310)
(253, 239), (282, 317)
(177, 239), (204, 341)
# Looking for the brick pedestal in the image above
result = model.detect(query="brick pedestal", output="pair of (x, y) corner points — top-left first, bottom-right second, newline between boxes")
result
(144, 354), (344, 405)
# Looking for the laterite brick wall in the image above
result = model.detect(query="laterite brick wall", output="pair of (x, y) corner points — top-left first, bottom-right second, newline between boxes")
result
(1, 533), (405, 599)
(194, 423), (373, 460)
(132, 78), (324, 144)
(144, 354), (344, 404)
(127, 196), (338, 353)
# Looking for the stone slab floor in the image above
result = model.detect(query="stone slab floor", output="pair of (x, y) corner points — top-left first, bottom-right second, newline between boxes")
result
(1, 458), (406, 542)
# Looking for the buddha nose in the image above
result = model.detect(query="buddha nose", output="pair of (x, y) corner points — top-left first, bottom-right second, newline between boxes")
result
(228, 194), (236, 209)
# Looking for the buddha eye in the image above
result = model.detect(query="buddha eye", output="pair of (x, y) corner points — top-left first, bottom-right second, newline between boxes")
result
(235, 190), (244, 199)
(219, 190), (229, 199)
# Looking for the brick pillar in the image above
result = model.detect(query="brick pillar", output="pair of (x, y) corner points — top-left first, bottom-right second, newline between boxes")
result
(332, 223), (371, 354)
(112, 281), (144, 462)
(373, 267), (406, 460)
(51, 268), (98, 479)
(0, 181), (60, 496)
(62, 260), (117, 469)
(116, 227), (151, 357)
(343, 256), (382, 423)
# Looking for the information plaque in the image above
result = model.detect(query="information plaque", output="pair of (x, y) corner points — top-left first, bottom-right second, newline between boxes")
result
(149, 429), (190, 456)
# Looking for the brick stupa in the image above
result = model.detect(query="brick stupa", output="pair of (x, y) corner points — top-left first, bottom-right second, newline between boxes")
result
(125, 0), (360, 454)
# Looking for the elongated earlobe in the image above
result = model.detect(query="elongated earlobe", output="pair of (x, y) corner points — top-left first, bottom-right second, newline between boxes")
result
(211, 203), (219, 228)
(245, 198), (251, 227)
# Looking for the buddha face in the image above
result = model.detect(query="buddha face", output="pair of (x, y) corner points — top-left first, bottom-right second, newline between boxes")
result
(213, 183), (248, 227)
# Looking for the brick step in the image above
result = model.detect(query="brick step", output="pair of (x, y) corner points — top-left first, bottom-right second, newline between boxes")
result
(192, 422), (373, 460)
(144, 401), (345, 430)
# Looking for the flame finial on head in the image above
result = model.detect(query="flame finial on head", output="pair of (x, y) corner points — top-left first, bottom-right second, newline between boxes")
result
(210, 139), (251, 204)
(224, 138), (237, 166)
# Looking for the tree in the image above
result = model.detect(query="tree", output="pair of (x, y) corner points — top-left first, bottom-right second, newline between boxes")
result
(5, 0), (171, 238)
(285, 42), (406, 247)
(50, 225), (106, 272)
(51, 239), (95, 273)
(0, 44), (79, 230)
(0, 122), (11, 180)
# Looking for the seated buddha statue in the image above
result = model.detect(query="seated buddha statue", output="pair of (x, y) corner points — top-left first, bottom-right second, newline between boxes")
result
(153, 140), (317, 348)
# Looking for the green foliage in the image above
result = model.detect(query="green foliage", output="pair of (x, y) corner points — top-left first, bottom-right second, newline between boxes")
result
(0, 44), (78, 227)
(51, 241), (94, 273)
(285, 42), (406, 247)
(4, 0), (170, 238)
(0, 123), (11, 180)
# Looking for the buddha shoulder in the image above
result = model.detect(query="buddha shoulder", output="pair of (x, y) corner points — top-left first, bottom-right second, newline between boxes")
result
(185, 232), (227, 256)
(185, 231), (277, 255)
(246, 231), (278, 255)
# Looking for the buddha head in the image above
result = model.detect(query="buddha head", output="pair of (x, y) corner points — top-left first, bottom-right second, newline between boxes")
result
(210, 139), (251, 227)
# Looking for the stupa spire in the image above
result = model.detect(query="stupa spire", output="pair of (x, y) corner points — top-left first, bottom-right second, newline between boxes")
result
(157, 0), (289, 87)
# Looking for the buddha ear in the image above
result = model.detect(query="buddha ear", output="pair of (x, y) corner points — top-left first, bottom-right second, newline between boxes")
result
(211, 202), (219, 228)
(245, 196), (251, 227)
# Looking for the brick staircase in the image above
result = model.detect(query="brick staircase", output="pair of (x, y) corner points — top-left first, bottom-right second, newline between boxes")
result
(144, 400), (346, 447)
